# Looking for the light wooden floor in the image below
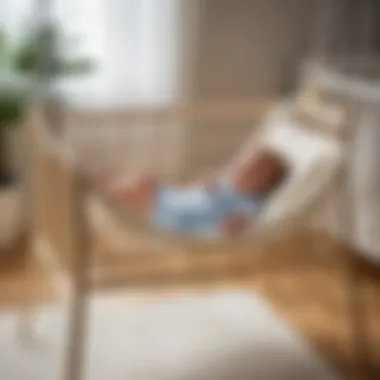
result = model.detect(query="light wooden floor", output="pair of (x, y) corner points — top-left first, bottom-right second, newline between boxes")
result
(0, 231), (379, 379)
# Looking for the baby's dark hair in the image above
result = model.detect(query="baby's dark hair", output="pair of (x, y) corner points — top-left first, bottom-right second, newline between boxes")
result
(232, 147), (289, 196)
(258, 149), (289, 196)
(273, 153), (289, 185)
(270, 161), (289, 194)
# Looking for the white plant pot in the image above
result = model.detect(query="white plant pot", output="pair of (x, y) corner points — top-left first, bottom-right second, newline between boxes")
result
(0, 186), (23, 251)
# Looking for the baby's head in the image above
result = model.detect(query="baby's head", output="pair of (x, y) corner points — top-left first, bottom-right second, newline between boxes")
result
(232, 148), (287, 196)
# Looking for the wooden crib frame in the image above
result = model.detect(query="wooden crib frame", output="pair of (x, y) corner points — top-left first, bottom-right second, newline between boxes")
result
(30, 99), (286, 290)
(27, 98), (372, 380)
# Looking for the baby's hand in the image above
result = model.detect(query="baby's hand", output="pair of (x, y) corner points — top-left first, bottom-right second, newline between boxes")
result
(220, 214), (248, 236)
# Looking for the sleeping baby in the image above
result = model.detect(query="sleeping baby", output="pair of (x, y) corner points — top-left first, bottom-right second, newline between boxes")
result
(96, 149), (287, 237)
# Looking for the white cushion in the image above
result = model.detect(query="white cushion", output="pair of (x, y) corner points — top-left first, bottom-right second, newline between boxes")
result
(256, 113), (343, 226)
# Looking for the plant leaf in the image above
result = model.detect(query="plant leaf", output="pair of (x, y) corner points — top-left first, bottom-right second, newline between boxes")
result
(12, 23), (94, 78)
(12, 41), (39, 73)
(0, 29), (11, 64)
(60, 58), (94, 76)
(0, 90), (26, 129)
(0, 30), (5, 53)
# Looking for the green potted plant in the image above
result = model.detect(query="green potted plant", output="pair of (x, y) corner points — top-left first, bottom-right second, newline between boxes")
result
(0, 90), (25, 185)
(0, 22), (93, 250)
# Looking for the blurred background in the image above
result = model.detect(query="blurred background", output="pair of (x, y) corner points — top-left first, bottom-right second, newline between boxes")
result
(0, 0), (322, 109)
(1, 0), (380, 106)
(0, 1), (379, 379)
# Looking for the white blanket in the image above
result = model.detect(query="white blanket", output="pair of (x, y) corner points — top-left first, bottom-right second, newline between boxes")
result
(0, 292), (338, 380)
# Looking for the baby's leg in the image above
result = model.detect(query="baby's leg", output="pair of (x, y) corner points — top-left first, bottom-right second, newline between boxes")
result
(95, 172), (158, 212)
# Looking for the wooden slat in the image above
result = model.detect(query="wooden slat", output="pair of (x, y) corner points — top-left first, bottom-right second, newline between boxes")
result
(90, 247), (258, 290)
(65, 98), (274, 127)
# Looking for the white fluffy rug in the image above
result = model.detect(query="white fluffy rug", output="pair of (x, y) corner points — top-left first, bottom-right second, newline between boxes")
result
(0, 291), (339, 380)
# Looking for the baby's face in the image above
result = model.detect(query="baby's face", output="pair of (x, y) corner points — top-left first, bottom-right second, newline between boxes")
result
(232, 150), (285, 195)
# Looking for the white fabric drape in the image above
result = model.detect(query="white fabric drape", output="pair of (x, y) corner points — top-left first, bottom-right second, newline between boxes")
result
(53, 0), (183, 108)
(0, 0), (184, 108)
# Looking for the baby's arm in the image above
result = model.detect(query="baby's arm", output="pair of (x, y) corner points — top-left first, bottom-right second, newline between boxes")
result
(220, 213), (249, 236)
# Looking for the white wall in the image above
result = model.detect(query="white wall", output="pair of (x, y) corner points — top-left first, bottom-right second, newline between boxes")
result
(183, 0), (319, 177)
(190, 0), (319, 100)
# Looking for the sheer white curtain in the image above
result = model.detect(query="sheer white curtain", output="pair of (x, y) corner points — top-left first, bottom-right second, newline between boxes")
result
(1, 0), (184, 109)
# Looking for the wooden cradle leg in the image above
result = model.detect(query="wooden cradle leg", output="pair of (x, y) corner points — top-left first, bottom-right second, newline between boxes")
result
(64, 174), (92, 380)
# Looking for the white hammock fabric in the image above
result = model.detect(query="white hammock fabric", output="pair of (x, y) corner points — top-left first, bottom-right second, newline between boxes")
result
(254, 105), (343, 227)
